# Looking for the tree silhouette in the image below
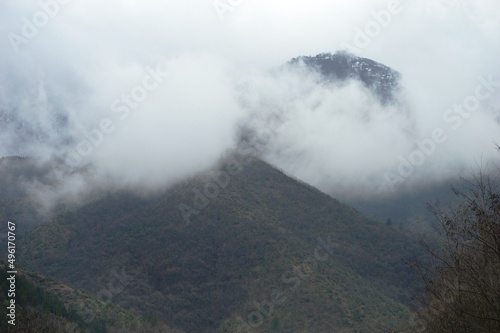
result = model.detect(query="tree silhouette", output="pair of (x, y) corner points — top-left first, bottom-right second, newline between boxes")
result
(411, 167), (500, 332)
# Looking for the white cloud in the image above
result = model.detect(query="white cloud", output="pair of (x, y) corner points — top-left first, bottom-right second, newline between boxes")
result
(0, 0), (499, 202)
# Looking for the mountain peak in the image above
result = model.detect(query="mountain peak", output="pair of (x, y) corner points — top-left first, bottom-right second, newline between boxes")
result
(290, 51), (400, 102)
(18, 157), (422, 333)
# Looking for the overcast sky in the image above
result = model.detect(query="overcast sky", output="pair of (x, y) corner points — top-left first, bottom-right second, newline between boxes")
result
(1, 0), (499, 204)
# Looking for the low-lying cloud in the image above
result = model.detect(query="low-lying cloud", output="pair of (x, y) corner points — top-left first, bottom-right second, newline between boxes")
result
(0, 0), (499, 208)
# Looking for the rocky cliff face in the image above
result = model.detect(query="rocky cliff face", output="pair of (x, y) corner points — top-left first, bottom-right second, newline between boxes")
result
(290, 51), (400, 103)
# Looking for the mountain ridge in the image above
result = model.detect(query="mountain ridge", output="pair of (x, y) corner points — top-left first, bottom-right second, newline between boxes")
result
(17, 156), (424, 332)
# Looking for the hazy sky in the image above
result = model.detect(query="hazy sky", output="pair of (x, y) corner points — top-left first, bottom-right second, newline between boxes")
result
(1, 0), (499, 203)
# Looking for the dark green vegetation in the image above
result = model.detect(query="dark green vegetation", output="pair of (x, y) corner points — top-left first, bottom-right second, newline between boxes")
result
(0, 261), (82, 333)
(13, 156), (426, 332)
(0, 262), (180, 332)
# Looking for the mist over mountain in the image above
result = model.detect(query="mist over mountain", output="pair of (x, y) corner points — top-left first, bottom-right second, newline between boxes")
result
(2, 45), (499, 213)
(16, 157), (425, 333)
(1, 46), (499, 208)
(1, 2), (500, 332)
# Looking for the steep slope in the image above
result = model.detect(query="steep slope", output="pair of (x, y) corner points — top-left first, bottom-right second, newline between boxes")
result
(0, 262), (181, 333)
(19, 156), (424, 332)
